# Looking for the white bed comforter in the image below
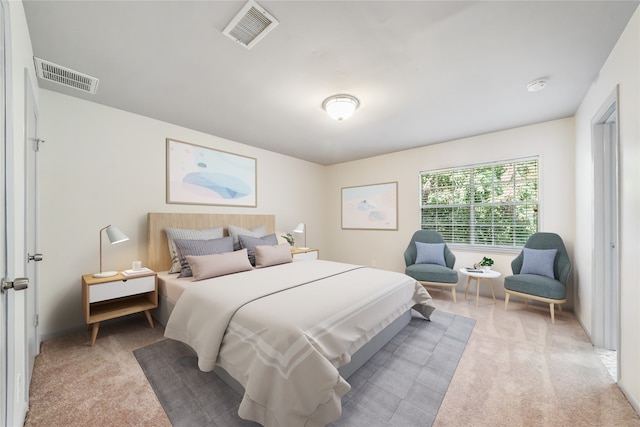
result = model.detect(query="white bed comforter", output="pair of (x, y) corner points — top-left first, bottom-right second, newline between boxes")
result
(164, 260), (435, 426)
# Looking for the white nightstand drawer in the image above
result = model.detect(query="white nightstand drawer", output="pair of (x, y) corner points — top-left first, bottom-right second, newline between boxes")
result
(292, 250), (318, 261)
(89, 275), (155, 303)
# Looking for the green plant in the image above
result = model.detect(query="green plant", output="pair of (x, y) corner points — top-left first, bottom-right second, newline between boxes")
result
(479, 256), (494, 267)
(281, 233), (295, 246)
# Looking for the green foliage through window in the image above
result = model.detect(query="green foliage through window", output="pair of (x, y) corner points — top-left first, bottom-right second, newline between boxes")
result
(420, 158), (538, 247)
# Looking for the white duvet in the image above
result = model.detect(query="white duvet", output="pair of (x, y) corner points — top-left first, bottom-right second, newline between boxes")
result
(164, 260), (435, 426)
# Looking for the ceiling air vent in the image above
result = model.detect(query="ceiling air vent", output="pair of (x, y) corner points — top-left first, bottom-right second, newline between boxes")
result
(33, 57), (99, 94)
(222, 0), (279, 49)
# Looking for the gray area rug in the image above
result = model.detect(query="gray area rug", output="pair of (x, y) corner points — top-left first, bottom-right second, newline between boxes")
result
(134, 310), (475, 427)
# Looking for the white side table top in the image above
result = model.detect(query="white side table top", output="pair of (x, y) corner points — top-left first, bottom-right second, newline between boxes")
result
(459, 268), (501, 279)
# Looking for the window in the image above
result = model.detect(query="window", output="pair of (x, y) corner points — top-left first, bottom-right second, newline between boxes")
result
(420, 158), (538, 248)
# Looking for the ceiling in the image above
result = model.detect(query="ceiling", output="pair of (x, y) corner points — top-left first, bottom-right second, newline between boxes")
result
(23, 1), (639, 166)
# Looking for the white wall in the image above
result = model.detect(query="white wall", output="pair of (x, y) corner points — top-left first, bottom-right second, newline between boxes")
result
(574, 8), (640, 412)
(38, 90), (326, 339)
(324, 118), (576, 304)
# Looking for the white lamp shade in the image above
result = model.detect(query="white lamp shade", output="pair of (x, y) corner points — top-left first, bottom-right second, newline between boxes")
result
(105, 225), (129, 244)
(322, 94), (360, 121)
(293, 223), (307, 249)
(94, 225), (129, 278)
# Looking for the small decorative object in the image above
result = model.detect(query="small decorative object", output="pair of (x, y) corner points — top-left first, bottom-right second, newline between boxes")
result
(479, 257), (494, 271)
(281, 233), (295, 247)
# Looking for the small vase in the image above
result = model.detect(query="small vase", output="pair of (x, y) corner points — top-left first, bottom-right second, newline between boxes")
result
(483, 266), (491, 272)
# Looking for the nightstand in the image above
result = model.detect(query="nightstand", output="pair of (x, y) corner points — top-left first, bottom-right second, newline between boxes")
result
(291, 248), (319, 260)
(82, 271), (158, 346)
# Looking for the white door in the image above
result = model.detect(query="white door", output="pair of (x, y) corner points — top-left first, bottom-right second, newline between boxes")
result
(25, 70), (41, 382)
(2, 1), (30, 423)
(1, 2), (7, 424)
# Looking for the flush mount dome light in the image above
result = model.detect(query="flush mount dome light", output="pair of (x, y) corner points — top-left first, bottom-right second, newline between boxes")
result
(527, 78), (549, 92)
(322, 94), (360, 121)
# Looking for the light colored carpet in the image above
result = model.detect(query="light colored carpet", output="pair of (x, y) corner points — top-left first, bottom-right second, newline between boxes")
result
(25, 291), (640, 426)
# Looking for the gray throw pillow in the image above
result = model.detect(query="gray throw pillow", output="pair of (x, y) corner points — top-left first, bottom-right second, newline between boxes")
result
(415, 242), (446, 266)
(173, 236), (234, 278)
(520, 248), (557, 279)
(238, 233), (279, 266)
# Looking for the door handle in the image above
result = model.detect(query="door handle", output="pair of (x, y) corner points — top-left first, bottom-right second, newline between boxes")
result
(28, 253), (43, 262)
(1, 277), (29, 293)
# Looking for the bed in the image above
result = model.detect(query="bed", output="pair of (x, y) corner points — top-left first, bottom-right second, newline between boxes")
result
(147, 212), (435, 426)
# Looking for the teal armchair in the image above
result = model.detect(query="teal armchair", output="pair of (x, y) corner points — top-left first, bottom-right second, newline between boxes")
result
(404, 230), (459, 302)
(504, 232), (571, 324)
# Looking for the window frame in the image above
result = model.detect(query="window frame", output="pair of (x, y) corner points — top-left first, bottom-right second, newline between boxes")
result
(419, 156), (539, 250)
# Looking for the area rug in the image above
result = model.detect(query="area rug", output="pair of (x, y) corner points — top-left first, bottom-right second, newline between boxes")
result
(134, 310), (475, 427)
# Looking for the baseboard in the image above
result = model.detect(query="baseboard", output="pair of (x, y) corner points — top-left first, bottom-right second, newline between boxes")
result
(618, 381), (640, 416)
(40, 325), (86, 343)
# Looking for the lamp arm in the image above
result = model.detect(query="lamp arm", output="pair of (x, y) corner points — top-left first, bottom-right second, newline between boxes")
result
(99, 225), (110, 273)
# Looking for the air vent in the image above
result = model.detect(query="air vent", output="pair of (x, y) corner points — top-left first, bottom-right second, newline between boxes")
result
(33, 57), (99, 94)
(222, 0), (279, 49)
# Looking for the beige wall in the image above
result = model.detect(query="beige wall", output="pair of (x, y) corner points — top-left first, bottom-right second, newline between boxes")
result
(324, 118), (576, 304)
(38, 90), (326, 338)
(574, 8), (640, 412)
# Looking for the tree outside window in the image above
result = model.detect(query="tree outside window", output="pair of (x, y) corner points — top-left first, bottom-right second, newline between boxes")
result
(420, 158), (538, 248)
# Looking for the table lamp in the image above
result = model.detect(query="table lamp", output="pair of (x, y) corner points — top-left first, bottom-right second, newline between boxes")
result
(94, 224), (129, 278)
(293, 222), (308, 249)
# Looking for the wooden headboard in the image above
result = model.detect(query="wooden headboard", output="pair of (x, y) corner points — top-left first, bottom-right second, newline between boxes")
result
(147, 212), (276, 272)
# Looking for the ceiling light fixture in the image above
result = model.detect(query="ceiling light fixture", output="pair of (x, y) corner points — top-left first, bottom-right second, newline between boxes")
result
(322, 94), (360, 121)
(527, 78), (549, 93)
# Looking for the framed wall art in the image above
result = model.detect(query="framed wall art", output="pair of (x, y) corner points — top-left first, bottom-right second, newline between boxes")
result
(166, 138), (257, 207)
(341, 182), (398, 230)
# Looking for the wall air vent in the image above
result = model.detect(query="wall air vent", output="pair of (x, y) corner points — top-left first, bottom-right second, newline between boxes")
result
(222, 0), (279, 50)
(33, 57), (99, 94)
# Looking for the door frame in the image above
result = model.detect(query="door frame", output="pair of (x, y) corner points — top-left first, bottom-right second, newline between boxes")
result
(0, 0), (7, 423)
(24, 69), (40, 382)
(591, 86), (620, 362)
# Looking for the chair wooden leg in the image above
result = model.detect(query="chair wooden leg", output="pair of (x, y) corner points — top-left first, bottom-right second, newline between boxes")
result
(451, 286), (457, 303)
(504, 293), (510, 310)
(558, 304), (563, 314)
(549, 303), (555, 324)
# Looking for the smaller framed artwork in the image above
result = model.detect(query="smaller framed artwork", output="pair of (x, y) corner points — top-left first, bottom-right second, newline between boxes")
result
(342, 182), (398, 230)
(166, 138), (257, 207)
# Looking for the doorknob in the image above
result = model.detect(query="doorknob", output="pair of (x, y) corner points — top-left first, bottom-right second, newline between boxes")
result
(1, 277), (29, 293)
(28, 253), (43, 262)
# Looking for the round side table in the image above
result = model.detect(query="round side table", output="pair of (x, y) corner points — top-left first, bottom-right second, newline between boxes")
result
(458, 268), (501, 307)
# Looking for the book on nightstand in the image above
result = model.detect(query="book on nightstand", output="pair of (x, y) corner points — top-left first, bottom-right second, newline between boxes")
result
(121, 267), (153, 277)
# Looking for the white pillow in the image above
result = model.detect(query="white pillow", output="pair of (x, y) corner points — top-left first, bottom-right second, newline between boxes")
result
(254, 244), (293, 268)
(186, 249), (253, 281)
(227, 224), (266, 250)
(165, 227), (223, 274)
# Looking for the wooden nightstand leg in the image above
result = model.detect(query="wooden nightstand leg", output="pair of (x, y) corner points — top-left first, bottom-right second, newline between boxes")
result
(476, 278), (480, 307)
(143, 310), (154, 328)
(90, 322), (100, 347)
